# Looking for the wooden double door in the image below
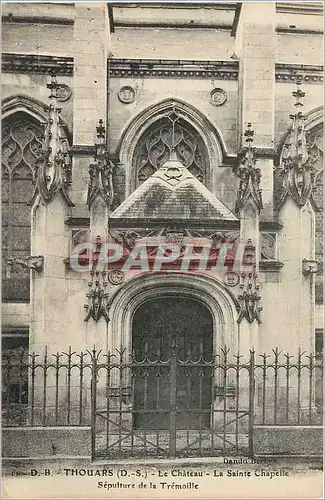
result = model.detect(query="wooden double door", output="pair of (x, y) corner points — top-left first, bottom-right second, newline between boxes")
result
(132, 297), (214, 430)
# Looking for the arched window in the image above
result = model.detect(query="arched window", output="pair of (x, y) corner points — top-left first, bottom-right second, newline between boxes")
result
(307, 124), (323, 305)
(133, 115), (208, 186)
(2, 112), (43, 302)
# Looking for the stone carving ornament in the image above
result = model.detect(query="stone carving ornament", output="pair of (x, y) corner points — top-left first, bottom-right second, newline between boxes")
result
(31, 75), (73, 206)
(108, 269), (125, 285)
(209, 88), (227, 106)
(118, 86), (136, 104)
(233, 123), (263, 215)
(87, 119), (115, 208)
(84, 236), (110, 323)
(279, 82), (318, 207)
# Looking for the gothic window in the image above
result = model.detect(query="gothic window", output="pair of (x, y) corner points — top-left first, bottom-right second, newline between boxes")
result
(133, 114), (208, 186)
(307, 124), (323, 305)
(2, 112), (43, 302)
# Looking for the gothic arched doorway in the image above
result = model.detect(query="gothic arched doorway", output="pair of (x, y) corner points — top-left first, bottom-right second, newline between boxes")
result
(132, 296), (213, 430)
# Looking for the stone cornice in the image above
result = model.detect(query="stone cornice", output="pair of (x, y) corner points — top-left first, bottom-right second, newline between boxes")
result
(276, 27), (323, 35)
(275, 63), (323, 84)
(109, 59), (239, 80)
(276, 2), (323, 16)
(2, 15), (74, 25)
(2, 54), (323, 84)
(2, 53), (73, 76)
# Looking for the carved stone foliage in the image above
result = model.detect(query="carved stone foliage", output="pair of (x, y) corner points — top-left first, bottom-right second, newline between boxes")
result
(237, 273), (262, 324)
(108, 227), (240, 251)
(134, 110), (207, 184)
(233, 123), (263, 215)
(84, 236), (110, 323)
(31, 75), (73, 206)
(279, 83), (318, 208)
(109, 229), (140, 251)
(87, 120), (115, 209)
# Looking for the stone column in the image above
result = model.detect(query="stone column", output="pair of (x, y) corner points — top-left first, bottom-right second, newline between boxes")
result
(71, 2), (111, 216)
(70, 3), (111, 351)
(235, 2), (276, 220)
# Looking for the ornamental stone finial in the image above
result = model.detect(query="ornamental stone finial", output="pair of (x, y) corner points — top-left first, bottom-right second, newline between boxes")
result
(279, 81), (316, 207)
(87, 119), (115, 209)
(30, 74), (73, 206)
(233, 123), (263, 215)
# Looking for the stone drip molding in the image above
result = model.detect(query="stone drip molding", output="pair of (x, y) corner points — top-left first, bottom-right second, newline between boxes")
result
(2, 54), (323, 84)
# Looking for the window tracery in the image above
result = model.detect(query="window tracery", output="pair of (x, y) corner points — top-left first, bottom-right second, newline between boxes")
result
(134, 114), (208, 185)
(306, 124), (323, 304)
(2, 112), (43, 302)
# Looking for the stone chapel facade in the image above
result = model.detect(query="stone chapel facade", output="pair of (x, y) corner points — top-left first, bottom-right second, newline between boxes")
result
(1, 3), (324, 458)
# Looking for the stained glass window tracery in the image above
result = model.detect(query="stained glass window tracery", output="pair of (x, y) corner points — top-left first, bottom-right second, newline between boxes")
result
(2, 112), (43, 302)
(134, 115), (208, 185)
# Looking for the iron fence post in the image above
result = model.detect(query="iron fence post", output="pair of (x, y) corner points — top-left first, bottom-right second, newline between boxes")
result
(248, 349), (255, 457)
(90, 347), (97, 461)
(169, 340), (177, 458)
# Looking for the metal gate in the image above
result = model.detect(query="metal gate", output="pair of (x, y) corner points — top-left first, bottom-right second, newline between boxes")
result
(91, 345), (255, 460)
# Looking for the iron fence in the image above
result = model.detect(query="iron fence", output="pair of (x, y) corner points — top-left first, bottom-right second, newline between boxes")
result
(2, 345), (323, 459)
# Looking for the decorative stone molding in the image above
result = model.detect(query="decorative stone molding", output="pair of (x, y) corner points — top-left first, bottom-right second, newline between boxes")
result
(2, 54), (322, 84)
(116, 98), (226, 196)
(108, 229), (140, 250)
(108, 227), (239, 245)
(2, 53), (73, 76)
(209, 88), (227, 106)
(237, 273), (262, 324)
(107, 272), (240, 353)
(109, 59), (239, 80)
(278, 82), (318, 208)
(118, 86), (136, 104)
(108, 269), (125, 285)
(233, 123), (263, 215)
(30, 75), (74, 207)
(84, 236), (110, 323)
(275, 64), (323, 84)
(6, 256), (44, 278)
(109, 218), (240, 230)
(87, 120), (115, 209)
